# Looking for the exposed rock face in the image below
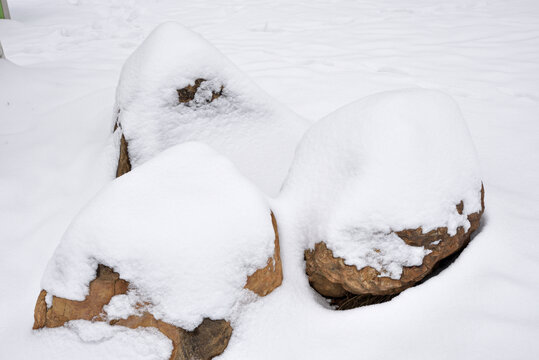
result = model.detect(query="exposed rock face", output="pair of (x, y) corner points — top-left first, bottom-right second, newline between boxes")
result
(115, 130), (131, 177)
(33, 213), (281, 359)
(33, 265), (232, 360)
(244, 213), (283, 296)
(114, 79), (223, 179)
(305, 186), (485, 302)
(33, 265), (128, 329)
(177, 78), (223, 104)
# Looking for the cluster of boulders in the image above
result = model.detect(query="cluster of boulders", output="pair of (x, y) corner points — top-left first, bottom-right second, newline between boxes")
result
(33, 23), (484, 360)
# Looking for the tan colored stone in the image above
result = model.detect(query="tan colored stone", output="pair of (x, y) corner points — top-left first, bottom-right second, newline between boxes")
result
(305, 185), (485, 299)
(244, 212), (283, 296)
(114, 79), (223, 179)
(177, 78), (223, 104)
(33, 212), (281, 359)
(113, 120), (131, 178)
(33, 265), (232, 360)
(33, 265), (129, 329)
(113, 314), (232, 360)
(116, 132), (131, 178)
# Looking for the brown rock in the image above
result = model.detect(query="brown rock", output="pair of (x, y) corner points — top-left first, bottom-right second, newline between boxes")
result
(116, 131), (131, 178)
(33, 211), (281, 359)
(177, 78), (223, 104)
(305, 185), (485, 302)
(114, 79), (223, 179)
(33, 265), (232, 360)
(113, 315), (232, 360)
(244, 212), (283, 296)
(113, 120), (131, 178)
(33, 265), (129, 329)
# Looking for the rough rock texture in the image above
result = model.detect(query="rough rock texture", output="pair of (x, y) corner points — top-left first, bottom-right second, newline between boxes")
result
(305, 186), (485, 302)
(244, 212), (283, 296)
(177, 78), (223, 104)
(113, 120), (131, 178)
(114, 79), (222, 178)
(33, 213), (281, 358)
(115, 130), (131, 177)
(33, 265), (129, 328)
(113, 315), (232, 360)
(33, 265), (233, 360)
(114, 79), (223, 177)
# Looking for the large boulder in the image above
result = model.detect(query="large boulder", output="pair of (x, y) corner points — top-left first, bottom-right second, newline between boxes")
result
(33, 143), (282, 359)
(281, 89), (484, 305)
(33, 265), (233, 360)
(113, 22), (308, 195)
(305, 187), (484, 299)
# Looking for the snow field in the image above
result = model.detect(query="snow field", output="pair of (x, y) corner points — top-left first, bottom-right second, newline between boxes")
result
(1, 0), (539, 359)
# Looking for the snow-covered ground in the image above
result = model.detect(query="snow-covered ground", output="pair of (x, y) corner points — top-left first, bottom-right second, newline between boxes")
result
(1, 0), (539, 359)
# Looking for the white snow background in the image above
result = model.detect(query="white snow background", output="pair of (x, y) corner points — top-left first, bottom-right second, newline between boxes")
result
(1, 0), (539, 359)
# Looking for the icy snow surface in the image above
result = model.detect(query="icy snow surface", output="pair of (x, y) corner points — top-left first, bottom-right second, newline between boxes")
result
(42, 142), (275, 330)
(2, 0), (539, 359)
(281, 89), (482, 278)
(116, 22), (308, 196)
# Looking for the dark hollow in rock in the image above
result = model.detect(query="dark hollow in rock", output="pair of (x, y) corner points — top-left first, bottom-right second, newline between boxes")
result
(306, 185), (485, 309)
(33, 265), (233, 360)
(177, 78), (223, 104)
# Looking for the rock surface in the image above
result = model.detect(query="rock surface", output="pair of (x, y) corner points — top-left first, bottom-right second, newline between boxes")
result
(33, 265), (232, 360)
(305, 186), (484, 301)
(114, 121), (131, 178)
(113, 79), (222, 179)
(113, 23), (308, 196)
(177, 78), (223, 104)
(244, 213), (283, 296)
(33, 212), (281, 359)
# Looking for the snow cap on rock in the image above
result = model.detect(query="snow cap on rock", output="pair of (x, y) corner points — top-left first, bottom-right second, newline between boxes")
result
(42, 142), (276, 330)
(282, 88), (483, 279)
(116, 22), (308, 196)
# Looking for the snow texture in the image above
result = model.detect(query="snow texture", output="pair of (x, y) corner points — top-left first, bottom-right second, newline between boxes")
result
(281, 89), (482, 278)
(1, 0), (539, 359)
(41, 142), (275, 330)
(116, 22), (308, 196)
(103, 292), (145, 320)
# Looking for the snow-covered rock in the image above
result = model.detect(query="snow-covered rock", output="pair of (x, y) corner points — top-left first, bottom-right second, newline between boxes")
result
(35, 142), (282, 358)
(281, 88), (484, 299)
(34, 265), (233, 360)
(114, 22), (308, 196)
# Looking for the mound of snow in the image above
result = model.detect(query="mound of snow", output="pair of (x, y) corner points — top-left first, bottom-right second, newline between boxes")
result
(281, 88), (483, 279)
(41, 142), (275, 330)
(115, 22), (308, 196)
